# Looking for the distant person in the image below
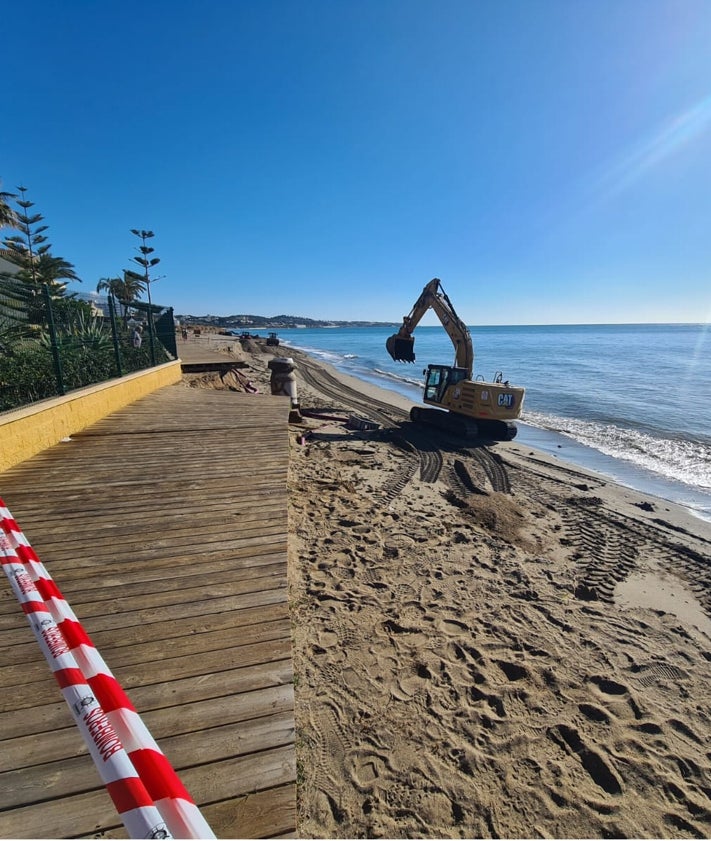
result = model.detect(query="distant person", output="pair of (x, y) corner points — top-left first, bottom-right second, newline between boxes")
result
(131, 326), (143, 348)
(181, 328), (188, 341)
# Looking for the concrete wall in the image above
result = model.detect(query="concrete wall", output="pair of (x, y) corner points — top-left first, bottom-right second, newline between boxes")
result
(0, 360), (183, 473)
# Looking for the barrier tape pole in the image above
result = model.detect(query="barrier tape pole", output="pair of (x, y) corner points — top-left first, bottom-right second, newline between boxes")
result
(0, 533), (171, 839)
(0, 501), (216, 840)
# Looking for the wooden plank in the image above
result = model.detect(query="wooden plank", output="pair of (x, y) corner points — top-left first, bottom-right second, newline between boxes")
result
(199, 784), (296, 841)
(8, 499), (287, 539)
(0, 383), (296, 837)
(1, 610), (290, 671)
(1, 699), (294, 804)
(0, 658), (293, 744)
(0, 601), (288, 648)
(4, 518), (287, 558)
(0, 635), (293, 709)
(0, 562), (286, 621)
(1, 543), (286, 592)
(0, 553), (288, 604)
(0, 533), (288, 570)
(1, 567), (287, 626)
(76, 785), (298, 840)
(0, 581), (289, 635)
(0, 621), (292, 700)
(0, 745), (295, 839)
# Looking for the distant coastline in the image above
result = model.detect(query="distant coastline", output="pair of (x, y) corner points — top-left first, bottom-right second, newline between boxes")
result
(175, 313), (398, 329)
(175, 313), (703, 330)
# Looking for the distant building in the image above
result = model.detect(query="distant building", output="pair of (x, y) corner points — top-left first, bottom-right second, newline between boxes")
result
(73, 292), (110, 318)
(0, 249), (21, 277)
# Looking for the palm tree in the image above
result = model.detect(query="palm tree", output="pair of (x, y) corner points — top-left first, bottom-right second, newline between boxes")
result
(0, 184), (27, 346)
(97, 276), (129, 324)
(96, 276), (125, 299)
(121, 269), (147, 303)
(33, 253), (80, 296)
(97, 273), (146, 325)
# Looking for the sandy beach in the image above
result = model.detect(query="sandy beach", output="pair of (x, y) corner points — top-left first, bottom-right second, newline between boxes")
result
(185, 333), (711, 839)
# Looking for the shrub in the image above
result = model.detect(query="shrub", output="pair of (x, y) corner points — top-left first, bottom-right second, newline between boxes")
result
(0, 328), (171, 411)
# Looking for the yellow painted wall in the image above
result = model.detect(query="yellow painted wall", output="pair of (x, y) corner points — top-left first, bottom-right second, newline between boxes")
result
(0, 361), (182, 474)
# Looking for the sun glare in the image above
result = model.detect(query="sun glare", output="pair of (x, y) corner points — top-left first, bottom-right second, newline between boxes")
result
(594, 94), (711, 199)
(681, 309), (711, 392)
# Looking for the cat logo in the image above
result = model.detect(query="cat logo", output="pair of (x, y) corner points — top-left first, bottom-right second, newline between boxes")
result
(498, 393), (514, 408)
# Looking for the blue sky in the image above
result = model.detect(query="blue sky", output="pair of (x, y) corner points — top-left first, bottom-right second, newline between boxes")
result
(2, 0), (710, 324)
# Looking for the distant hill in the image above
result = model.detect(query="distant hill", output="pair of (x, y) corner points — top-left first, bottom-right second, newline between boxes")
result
(176, 313), (398, 329)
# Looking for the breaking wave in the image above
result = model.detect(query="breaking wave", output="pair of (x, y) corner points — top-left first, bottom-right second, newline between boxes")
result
(524, 410), (711, 491)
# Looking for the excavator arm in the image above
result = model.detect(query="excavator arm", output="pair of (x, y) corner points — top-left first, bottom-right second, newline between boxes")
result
(386, 278), (474, 377)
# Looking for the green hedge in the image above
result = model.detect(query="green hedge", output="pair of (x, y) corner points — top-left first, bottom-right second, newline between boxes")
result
(0, 335), (171, 412)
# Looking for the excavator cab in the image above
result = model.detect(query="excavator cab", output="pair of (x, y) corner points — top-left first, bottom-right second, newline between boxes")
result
(424, 365), (467, 404)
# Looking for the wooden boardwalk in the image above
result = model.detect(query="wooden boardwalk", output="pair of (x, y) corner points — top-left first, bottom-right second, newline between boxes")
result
(0, 383), (296, 838)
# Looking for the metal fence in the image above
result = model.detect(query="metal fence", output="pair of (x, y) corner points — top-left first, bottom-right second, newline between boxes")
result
(0, 287), (177, 413)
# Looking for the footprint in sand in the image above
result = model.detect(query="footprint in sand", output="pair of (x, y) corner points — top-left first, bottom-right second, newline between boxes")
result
(345, 748), (391, 792)
(578, 702), (612, 725)
(587, 674), (644, 721)
(548, 723), (623, 795)
(439, 617), (469, 635)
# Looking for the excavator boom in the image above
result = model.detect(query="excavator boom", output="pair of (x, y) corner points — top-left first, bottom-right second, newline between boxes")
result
(386, 278), (474, 376)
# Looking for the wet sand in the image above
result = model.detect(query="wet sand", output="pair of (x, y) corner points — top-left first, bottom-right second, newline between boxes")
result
(185, 334), (711, 839)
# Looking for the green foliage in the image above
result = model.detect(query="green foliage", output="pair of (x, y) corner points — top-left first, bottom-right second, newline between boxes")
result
(0, 274), (32, 353)
(0, 189), (174, 412)
(0, 316), (171, 411)
(0, 341), (58, 409)
(0, 186), (80, 327)
(49, 297), (96, 334)
(128, 229), (160, 286)
(97, 273), (146, 324)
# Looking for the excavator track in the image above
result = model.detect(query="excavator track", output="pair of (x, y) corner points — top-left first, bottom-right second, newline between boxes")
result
(410, 406), (517, 442)
(296, 356), (443, 493)
(506, 454), (711, 613)
(465, 447), (512, 494)
(297, 357), (406, 429)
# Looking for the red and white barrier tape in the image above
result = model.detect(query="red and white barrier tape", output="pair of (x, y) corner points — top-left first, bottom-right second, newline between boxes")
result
(0, 499), (215, 840)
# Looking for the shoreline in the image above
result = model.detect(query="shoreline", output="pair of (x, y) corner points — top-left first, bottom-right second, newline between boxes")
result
(276, 335), (711, 524)
(186, 331), (711, 616)
(286, 341), (711, 532)
(186, 332), (711, 838)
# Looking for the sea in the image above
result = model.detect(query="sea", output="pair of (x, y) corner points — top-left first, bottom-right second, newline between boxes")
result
(243, 323), (711, 522)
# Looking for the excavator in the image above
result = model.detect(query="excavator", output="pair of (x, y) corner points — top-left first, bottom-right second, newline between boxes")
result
(386, 278), (525, 440)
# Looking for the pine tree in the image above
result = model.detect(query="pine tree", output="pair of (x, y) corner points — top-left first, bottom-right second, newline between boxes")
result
(1, 186), (80, 324)
(127, 228), (163, 365)
(127, 229), (161, 306)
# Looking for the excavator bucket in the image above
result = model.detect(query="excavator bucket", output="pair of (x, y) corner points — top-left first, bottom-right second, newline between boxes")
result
(386, 334), (416, 363)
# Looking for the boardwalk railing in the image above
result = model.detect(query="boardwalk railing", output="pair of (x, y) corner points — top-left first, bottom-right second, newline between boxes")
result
(0, 287), (177, 413)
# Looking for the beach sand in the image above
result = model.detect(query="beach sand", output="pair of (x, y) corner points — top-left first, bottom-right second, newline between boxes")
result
(185, 334), (711, 839)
